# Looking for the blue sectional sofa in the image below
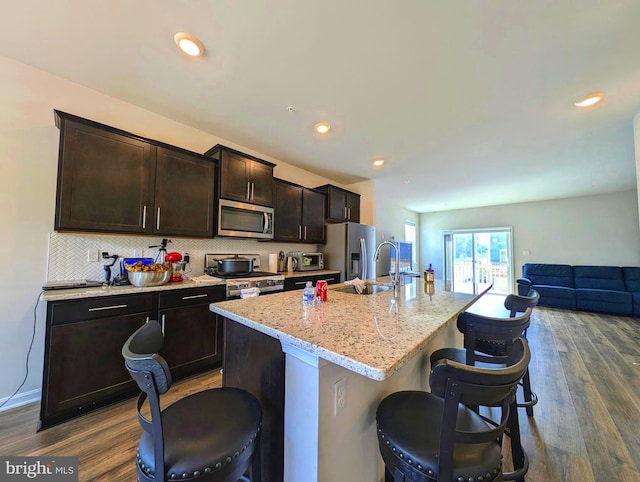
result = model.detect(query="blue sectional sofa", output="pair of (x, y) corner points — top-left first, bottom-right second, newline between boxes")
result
(517, 263), (640, 316)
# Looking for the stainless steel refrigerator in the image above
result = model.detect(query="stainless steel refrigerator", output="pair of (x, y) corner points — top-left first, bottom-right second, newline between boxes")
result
(323, 222), (376, 281)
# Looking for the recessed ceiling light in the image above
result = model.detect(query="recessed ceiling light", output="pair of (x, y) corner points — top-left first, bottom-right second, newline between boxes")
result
(575, 92), (605, 107)
(174, 32), (205, 57)
(372, 159), (385, 167)
(314, 122), (331, 134)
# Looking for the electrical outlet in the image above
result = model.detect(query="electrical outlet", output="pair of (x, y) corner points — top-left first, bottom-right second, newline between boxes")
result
(334, 377), (346, 415)
(133, 249), (144, 257)
(87, 249), (99, 262)
(522, 250), (531, 256)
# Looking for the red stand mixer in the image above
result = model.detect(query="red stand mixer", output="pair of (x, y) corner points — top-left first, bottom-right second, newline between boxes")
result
(165, 252), (189, 282)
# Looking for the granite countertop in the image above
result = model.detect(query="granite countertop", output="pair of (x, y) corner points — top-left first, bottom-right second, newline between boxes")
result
(40, 277), (226, 301)
(210, 278), (489, 381)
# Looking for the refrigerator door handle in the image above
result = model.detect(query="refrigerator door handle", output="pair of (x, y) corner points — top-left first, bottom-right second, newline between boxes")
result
(360, 237), (367, 279)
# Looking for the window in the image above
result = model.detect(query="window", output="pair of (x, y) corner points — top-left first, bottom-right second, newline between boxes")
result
(404, 221), (417, 269)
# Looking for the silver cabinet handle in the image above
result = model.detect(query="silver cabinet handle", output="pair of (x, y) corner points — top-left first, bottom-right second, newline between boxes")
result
(294, 281), (308, 286)
(348, 208), (351, 220)
(246, 182), (251, 199)
(161, 314), (166, 334)
(299, 225), (302, 239)
(142, 205), (147, 229)
(156, 207), (161, 230)
(251, 182), (255, 200)
(182, 294), (208, 300)
(304, 226), (307, 240)
(88, 304), (127, 312)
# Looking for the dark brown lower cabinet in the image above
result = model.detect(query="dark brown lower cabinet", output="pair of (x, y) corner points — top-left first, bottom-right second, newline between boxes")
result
(39, 285), (225, 430)
(283, 272), (341, 291)
(224, 318), (285, 482)
(158, 285), (225, 380)
(40, 294), (152, 430)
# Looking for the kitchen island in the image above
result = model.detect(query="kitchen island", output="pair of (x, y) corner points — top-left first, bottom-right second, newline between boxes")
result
(210, 278), (490, 482)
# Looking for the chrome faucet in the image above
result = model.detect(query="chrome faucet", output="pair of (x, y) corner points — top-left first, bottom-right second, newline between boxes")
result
(374, 241), (401, 287)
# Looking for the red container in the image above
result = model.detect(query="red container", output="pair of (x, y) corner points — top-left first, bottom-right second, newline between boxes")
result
(316, 280), (328, 302)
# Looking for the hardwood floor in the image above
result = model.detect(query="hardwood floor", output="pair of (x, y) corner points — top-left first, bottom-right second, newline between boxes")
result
(0, 307), (638, 481)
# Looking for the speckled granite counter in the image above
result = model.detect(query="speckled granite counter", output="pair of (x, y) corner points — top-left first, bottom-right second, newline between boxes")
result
(210, 278), (486, 381)
(40, 277), (225, 301)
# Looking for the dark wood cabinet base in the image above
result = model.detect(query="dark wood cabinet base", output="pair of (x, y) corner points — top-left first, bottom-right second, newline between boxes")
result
(223, 318), (285, 482)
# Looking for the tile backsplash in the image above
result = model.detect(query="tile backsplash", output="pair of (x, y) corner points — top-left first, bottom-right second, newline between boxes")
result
(46, 232), (318, 282)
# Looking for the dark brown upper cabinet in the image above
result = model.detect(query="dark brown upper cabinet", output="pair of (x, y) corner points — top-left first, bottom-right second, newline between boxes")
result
(154, 147), (215, 237)
(54, 110), (216, 238)
(273, 179), (326, 243)
(314, 184), (361, 223)
(205, 145), (275, 207)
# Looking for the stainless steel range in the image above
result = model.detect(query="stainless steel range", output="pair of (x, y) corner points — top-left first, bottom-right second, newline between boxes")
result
(204, 253), (284, 299)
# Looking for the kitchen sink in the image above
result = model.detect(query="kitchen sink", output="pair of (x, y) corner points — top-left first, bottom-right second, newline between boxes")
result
(335, 283), (391, 295)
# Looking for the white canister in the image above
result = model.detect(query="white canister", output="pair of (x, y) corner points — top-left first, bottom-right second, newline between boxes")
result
(268, 253), (278, 273)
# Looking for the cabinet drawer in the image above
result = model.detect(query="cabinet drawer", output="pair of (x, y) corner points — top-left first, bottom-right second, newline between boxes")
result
(50, 294), (153, 325)
(322, 273), (341, 285)
(158, 285), (226, 310)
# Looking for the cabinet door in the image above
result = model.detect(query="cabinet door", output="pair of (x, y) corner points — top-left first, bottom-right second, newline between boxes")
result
(42, 313), (147, 421)
(157, 285), (226, 380)
(302, 189), (325, 243)
(154, 147), (215, 237)
(274, 181), (302, 242)
(250, 161), (274, 207)
(55, 118), (154, 234)
(159, 305), (221, 380)
(327, 186), (347, 222)
(220, 151), (250, 202)
(346, 192), (361, 223)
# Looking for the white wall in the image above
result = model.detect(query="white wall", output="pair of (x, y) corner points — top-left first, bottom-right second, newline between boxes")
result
(374, 188), (421, 275)
(0, 55), (352, 408)
(634, 110), (640, 228)
(419, 190), (640, 289)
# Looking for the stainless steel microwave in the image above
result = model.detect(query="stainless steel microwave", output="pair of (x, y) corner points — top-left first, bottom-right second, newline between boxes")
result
(218, 199), (274, 239)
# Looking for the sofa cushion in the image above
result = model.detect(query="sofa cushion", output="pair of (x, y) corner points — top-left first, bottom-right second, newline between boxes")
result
(631, 292), (640, 316)
(573, 266), (625, 291)
(522, 264), (574, 288)
(531, 285), (576, 310)
(622, 267), (640, 292)
(576, 289), (632, 315)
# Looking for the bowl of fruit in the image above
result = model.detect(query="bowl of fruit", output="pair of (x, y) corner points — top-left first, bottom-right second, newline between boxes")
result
(125, 261), (172, 287)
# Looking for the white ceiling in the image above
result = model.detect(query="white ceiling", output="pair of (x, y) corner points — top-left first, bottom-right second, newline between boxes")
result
(2, 0), (639, 212)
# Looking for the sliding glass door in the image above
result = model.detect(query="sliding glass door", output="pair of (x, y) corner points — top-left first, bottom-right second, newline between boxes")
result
(443, 228), (513, 295)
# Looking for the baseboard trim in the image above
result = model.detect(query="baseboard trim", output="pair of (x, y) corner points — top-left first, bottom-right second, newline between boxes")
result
(0, 389), (41, 412)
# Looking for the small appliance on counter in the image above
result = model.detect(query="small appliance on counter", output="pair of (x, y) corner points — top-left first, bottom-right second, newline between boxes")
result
(288, 252), (324, 271)
(165, 252), (190, 282)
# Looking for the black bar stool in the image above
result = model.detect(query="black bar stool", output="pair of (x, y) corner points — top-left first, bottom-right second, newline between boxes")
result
(376, 337), (531, 482)
(430, 306), (534, 481)
(122, 321), (262, 482)
(456, 290), (540, 416)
